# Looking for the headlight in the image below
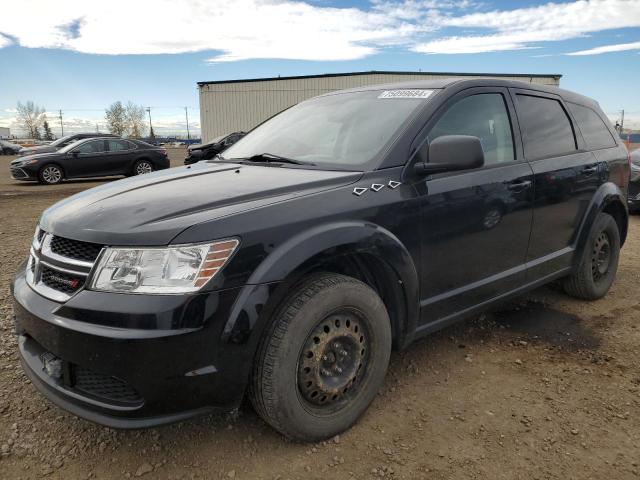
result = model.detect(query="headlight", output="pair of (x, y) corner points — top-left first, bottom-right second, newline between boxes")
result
(89, 239), (239, 294)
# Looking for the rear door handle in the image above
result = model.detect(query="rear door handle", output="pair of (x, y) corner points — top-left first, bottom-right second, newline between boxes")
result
(506, 180), (532, 191)
(582, 165), (598, 175)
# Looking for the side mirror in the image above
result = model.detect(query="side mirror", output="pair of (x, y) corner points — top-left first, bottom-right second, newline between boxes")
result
(414, 135), (485, 176)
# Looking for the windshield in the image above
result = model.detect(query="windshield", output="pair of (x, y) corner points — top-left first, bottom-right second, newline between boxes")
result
(222, 89), (434, 170)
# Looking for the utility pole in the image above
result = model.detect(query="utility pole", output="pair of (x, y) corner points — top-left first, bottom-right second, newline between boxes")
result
(146, 107), (153, 137)
(185, 107), (190, 141)
(620, 109), (625, 132)
(58, 110), (64, 137)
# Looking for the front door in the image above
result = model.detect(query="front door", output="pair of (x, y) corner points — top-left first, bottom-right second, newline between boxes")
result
(413, 88), (534, 326)
(66, 139), (108, 178)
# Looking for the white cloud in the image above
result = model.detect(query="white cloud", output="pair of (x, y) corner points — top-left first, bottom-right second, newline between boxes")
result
(414, 0), (640, 54)
(0, 0), (638, 60)
(567, 40), (640, 55)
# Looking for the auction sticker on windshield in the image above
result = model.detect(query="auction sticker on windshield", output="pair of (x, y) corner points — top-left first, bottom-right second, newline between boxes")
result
(378, 89), (434, 99)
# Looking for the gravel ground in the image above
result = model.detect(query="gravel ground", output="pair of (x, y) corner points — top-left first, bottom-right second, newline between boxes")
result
(0, 150), (639, 479)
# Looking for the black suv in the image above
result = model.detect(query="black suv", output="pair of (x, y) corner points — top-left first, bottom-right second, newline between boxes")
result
(184, 131), (246, 165)
(11, 79), (629, 441)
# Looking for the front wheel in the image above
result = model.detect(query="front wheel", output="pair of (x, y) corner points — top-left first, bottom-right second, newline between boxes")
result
(38, 164), (63, 184)
(133, 160), (153, 175)
(563, 212), (620, 300)
(250, 273), (392, 441)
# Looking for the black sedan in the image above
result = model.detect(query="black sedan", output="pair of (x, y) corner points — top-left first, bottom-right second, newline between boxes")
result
(0, 139), (22, 155)
(10, 137), (169, 184)
(184, 131), (245, 165)
(18, 132), (119, 156)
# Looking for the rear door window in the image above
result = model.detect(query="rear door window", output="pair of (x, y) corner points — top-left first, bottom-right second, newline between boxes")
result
(107, 140), (130, 152)
(515, 94), (577, 160)
(74, 140), (105, 154)
(567, 103), (616, 150)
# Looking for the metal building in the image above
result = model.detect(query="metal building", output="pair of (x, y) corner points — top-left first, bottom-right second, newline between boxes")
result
(198, 70), (561, 143)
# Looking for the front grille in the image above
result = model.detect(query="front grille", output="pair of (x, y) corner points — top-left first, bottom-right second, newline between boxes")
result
(50, 236), (102, 263)
(73, 366), (143, 405)
(41, 266), (84, 295)
(10, 168), (28, 179)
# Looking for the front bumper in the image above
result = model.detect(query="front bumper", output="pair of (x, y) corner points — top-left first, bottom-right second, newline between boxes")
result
(10, 165), (36, 181)
(12, 269), (254, 428)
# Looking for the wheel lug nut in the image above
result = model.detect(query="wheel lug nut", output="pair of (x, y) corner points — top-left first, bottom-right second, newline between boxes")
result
(340, 349), (348, 356)
(321, 368), (331, 376)
(334, 366), (343, 374)
(333, 342), (340, 349)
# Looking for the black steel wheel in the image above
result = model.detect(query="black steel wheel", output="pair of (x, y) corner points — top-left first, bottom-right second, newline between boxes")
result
(563, 212), (620, 300)
(250, 273), (392, 441)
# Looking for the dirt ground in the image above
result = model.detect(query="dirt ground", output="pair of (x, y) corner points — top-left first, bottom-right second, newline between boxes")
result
(0, 150), (638, 479)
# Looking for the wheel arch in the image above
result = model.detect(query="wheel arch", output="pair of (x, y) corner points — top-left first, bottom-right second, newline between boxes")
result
(574, 182), (628, 259)
(38, 162), (65, 180)
(223, 221), (420, 350)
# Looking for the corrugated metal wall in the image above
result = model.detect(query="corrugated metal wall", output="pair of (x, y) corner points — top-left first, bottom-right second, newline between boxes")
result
(198, 72), (560, 142)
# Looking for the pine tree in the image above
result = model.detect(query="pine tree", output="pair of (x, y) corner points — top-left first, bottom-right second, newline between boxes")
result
(42, 120), (54, 141)
(33, 125), (42, 140)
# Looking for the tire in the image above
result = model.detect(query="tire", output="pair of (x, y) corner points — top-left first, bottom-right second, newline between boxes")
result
(133, 159), (153, 175)
(38, 164), (63, 185)
(250, 273), (392, 441)
(563, 212), (620, 300)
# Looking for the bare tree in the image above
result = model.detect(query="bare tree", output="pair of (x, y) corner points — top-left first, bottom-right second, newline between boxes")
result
(16, 101), (46, 138)
(105, 101), (127, 136)
(125, 102), (146, 138)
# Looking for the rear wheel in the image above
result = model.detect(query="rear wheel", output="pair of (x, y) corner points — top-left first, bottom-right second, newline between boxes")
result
(133, 160), (153, 175)
(250, 273), (392, 441)
(563, 212), (620, 300)
(38, 164), (63, 185)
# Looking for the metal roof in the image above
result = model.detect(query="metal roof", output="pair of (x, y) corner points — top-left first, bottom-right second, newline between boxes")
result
(197, 70), (562, 86)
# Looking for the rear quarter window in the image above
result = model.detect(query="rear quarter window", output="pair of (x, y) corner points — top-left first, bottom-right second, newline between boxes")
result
(567, 102), (617, 150)
(516, 94), (577, 160)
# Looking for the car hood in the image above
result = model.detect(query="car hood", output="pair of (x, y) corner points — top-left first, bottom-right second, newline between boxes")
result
(19, 145), (57, 156)
(11, 151), (64, 165)
(40, 161), (362, 245)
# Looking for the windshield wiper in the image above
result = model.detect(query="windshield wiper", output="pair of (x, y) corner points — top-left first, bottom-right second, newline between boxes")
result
(238, 152), (316, 166)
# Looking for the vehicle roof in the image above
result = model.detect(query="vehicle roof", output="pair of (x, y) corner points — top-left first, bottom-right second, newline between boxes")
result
(320, 78), (599, 108)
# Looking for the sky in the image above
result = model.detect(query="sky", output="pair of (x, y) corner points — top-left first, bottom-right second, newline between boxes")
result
(1, 0), (639, 138)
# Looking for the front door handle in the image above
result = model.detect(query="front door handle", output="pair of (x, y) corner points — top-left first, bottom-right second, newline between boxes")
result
(506, 179), (532, 191)
(582, 165), (598, 176)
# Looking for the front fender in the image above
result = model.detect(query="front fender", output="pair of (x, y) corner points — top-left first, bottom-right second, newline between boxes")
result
(222, 221), (420, 348)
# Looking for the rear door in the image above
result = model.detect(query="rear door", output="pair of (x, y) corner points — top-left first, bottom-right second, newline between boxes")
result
(104, 139), (135, 175)
(510, 89), (601, 279)
(65, 139), (108, 178)
(414, 88), (534, 324)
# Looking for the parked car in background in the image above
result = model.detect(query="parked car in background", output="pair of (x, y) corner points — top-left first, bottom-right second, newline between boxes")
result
(184, 132), (245, 164)
(18, 133), (119, 156)
(0, 139), (21, 155)
(628, 149), (640, 212)
(10, 137), (169, 184)
(11, 79), (629, 441)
